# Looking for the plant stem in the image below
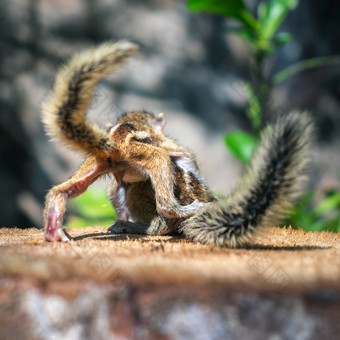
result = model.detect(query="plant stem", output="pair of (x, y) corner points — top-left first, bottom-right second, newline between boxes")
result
(248, 51), (271, 135)
(238, 9), (260, 32)
(272, 55), (340, 85)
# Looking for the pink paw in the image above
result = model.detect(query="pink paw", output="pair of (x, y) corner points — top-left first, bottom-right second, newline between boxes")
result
(45, 227), (70, 242)
(44, 209), (70, 242)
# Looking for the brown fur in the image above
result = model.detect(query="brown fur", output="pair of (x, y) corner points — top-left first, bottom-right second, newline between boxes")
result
(41, 41), (314, 248)
(41, 41), (139, 157)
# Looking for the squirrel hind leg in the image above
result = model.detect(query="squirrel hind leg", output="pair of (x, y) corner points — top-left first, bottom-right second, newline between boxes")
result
(108, 216), (177, 236)
(108, 220), (149, 235)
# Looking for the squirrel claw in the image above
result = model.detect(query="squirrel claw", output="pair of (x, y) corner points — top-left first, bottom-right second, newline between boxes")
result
(45, 227), (70, 242)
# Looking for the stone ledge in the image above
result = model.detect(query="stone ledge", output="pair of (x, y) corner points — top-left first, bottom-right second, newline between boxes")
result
(0, 226), (339, 291)
(0, 227), (339, 339)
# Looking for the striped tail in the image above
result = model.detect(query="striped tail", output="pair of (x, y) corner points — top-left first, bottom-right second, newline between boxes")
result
(41, 41), (139, 157)
(180, 111), (314, 247)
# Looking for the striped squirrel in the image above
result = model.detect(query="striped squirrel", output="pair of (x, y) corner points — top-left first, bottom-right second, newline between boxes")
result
(41, 41), (313, 246)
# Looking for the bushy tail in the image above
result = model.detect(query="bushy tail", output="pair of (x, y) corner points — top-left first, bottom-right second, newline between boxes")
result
(41, 41), (139, 156)
(180, 111), (314, 247)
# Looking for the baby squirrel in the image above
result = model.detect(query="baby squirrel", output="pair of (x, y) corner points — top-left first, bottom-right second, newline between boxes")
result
(41, 41), (314, 246)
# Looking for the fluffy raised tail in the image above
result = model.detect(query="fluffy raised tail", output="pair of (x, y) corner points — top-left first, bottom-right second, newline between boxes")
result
(41, 41), (139, 156)
(180, 111), (314, 247)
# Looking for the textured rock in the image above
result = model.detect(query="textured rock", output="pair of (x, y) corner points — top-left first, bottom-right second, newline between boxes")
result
(0, 227), (339, 339)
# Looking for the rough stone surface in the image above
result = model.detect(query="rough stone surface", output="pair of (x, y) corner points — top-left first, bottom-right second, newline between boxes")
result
(0, 227), (339, 339)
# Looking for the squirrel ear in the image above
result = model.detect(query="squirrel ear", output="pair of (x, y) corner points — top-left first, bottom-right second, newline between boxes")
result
(154, 112), (165, 132)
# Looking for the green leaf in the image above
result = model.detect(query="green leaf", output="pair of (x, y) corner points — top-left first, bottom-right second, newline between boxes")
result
(313, 192), (340, 218)
(284, 190), (340, 233)
(273, 55), (340, 85)
(319, 215), (340, 233)
(273, 32), (292, 46)
(66, 187), (116, 228)
(257, 1), (269, 21)
(66, 216), (114, 229)
(287, 210), (316, 230)
(302, 222), (327, 233)
(187, 0), (259, 31)
(224, 131), (257, 164)
(70, 187), (115, 219)
(232, 27), (256, 43)
(243, 81), (265, 132)
(259, 0), (298, 40)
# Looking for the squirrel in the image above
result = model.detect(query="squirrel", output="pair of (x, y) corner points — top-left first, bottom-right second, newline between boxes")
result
(41, 41), (314, 246)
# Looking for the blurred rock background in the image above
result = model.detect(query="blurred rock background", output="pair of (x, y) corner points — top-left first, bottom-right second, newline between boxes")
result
(0, 0), (339, 228)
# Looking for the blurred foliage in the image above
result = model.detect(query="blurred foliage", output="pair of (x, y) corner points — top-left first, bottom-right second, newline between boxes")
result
(188, 0), (340, 232)
(287, 190), (340, 232)
(224, 131), (256, 164)
(66, 186), (116, 228)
